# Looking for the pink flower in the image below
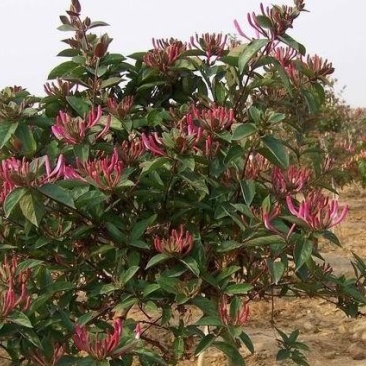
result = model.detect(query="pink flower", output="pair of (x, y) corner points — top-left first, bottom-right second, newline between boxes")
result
(0, 155), (65, 188)
(192, 106), (234, 132)
(141, 133), (166, 156)
(190, 33), (227, 63)
(219, 296), (249, 327)
(52, 105), (110, 145)
(286, 191), (349, 231)
(64, 149), (125, 191)
(272, 165), (311, 196)
(143, 40), (186, 73)
(73, 318), (137, 360)
(0, 256), (31, 319)
(154, 225), (193, 257)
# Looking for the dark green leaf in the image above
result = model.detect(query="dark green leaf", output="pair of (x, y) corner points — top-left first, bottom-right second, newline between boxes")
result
(66, 96), (90, 116)
(145, 253), (170, 269)
(8, 311), (32, 328)
(4, 187), (28, 217)
(38, 183), (76, 209)
(239, 331), (254, 354)
(267, 259), (285, 284)
(231, 123), (256, 140)
(195, 334), (216, 355)
(0, 121), (18, 148)
(238, 39), (269, 73)
(131, 214), (157, 241)
(260, 136), (289, 168)
(180, 257), (200, 276)
(19, 191), (45, 226)
(240, 180), (256, 205)
(213, 341), (244, 366)
(294, 240), (313, 271)
(195, 316), (222, 326)
(225, 283), (253, 295)
(48, 61), (80, 79)
(278, 34), (306, 55)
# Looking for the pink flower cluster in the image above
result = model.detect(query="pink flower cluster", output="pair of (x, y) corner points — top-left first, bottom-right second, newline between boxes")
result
(64, 149), (124, 191)
(52, 105), (110, 144)
(286, 191), (349, 231)
(0, 155), (65, 201)
(190, 33), (227, 63)
(154, 225), (194, 257)
(0, 256), (31, 319)
(272, 165), (311, 196)
(73, 318), (139, 360)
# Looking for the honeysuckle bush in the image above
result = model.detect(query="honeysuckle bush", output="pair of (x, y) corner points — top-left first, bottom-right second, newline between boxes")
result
(314, 90), (366, 188)
(0, 1), (365, 365)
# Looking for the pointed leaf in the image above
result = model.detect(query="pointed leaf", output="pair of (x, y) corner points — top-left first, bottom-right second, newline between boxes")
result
(19, 192), (45, 226)
(213, 341), (244, 366)
(145, 253), (170, 269)
(231, 123), (256, 140)
(9, 311), (33, 328)
(238, 39), (269, 73)
(0, 121), (18, 148)
(66, 96), (90, 116)
(180, 257), (200, 276)
(195, 334), (216, 355)
(4, 187), (28, 217)
(260, 136), (289, 168)
(39, 183), (76, 209)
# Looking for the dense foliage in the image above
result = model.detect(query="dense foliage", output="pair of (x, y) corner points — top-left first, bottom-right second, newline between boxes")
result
(0, 1), (364, 365)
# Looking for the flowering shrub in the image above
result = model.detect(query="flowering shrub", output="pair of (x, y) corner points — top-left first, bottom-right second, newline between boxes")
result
(0, 1), (364, 365)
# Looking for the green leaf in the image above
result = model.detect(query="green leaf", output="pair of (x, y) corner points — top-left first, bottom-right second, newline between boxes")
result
(120, 266), (139, 285)
(239, 331), (254, 354)
(225, 283), (253, 295)
(231, 123), (256, 140)
(140, 157), (170, 174)
(48, 61), (79, 79)
(145, 253), (170, 269)
(19, 191), (45, 226)
(89, 20), (110, 28)
(213, 341), (244, 366)
(240, 180), (256, 205)
(101, 77), (122, 88)
(238, 39), (269, 73)
(66, 96), (90, 116)
(195, 316), (222, 326)
(195, 334), (216, 355)
(0, 121), (18, 148)
(57, 48), (80, 57)
(260, 136), (289, 168)
(217, 266), (241, 283)
(38, 183), (76, 209)
(278, 34), (306, 55)
(8, 311), (33, 328)
(294, 240), (313, 271)
(57, 24), (75, 32)
(15, 124), (37, 156)
(143, 284), (160, 298)
(4, 187), (28, 217)
(16, 259), (44, 274)
(131, 214), (157, 241)
(267, 259), (285, 284)
(135, 348), (167, 365)
(180, 257), (200, 276)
